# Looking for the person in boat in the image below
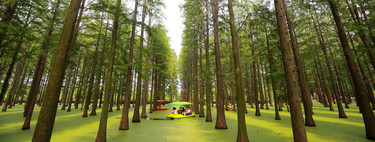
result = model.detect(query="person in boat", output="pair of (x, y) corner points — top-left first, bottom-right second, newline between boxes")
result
(177, 107), (182, 114)
(171, 107), (178, 114)
(181, 107), (186, 116)
(186, 107), (192, 115)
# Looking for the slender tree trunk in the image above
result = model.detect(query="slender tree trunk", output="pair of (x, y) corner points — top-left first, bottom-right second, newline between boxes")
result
(0, 47), (19, 104)
(257, 60), (264, 109)
(75, 55), (87, 108)
(133, 0), (147, 122)
(211, 0), (227, 129)
(119, 0), (139, 130)
(95, 0), (120, 140)
(32, 0), (82, 140)
(141, 12), (151, 118)
(327, 0), (375, 139)
(67, 58), (80, 111)
(2, 54), (25, 111)
(274, 0), (307, 141)
(199, 0), (205, 117)
(61, 73), (72, 110)
(265, 30), (280, 120)
(316, 7), (347, 117)
(283, 0), (316, 125)
(204, 0), (212, 122)
(228, 0), (249, 140)
(193, 39), (199, 114)
(109, 80), (117, 112)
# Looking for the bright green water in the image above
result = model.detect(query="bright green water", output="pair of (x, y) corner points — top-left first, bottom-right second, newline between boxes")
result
(0, 103), (372, 142)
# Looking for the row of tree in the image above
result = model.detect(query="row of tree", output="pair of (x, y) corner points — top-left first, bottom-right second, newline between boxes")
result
(178, 0), (375, 141)
(0, 0), (178, 141)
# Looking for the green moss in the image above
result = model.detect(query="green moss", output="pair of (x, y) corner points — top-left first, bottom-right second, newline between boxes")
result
(0, 103), (372, 142)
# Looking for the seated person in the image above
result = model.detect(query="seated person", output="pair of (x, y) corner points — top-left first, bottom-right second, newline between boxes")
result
(181, 107), (186, 116)
(171, 107), (177, 114)
(186, 107), (192, 115)
(177, 107), (182, 114)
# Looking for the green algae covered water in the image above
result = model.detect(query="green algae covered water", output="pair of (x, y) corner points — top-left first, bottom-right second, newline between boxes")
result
(0, 103), (372, 142)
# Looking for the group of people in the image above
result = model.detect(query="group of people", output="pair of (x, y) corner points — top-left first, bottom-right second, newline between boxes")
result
(171, 107), (192, 116)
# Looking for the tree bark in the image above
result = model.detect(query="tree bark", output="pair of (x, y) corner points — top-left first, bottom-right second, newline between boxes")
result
(266, 30), (281, 120)
(2, 53), (25, 111)
(228, 0), (249, 140)
(0, 47), (18, 104)
(119, 0), (139, 130)
(67, 55), (81, 112)
(274, 0), (307, 141)
(211, 0), (227, 129)
(327, 0), (375, 139)
(283, 0), (316, 125)
(95, 0), (120, 140)
(205, 0), (212, 122)
(32, 0), (82, 140)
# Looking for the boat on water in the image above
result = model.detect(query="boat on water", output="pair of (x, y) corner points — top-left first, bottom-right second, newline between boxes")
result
(166, 101), (195, 120)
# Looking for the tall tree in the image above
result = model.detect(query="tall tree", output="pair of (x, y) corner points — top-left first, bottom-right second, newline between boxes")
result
(95, 0), (121, 141)
(326, 0), (375, 139)
(211, 0), (227, 129)
(274, 0), (307, 141)
(204, 0), (212, 122)
(32, 0), (82, 140)
(282, 0), (316, 125)
(228, 0), (249, 141)
(119, 0), (139, 130)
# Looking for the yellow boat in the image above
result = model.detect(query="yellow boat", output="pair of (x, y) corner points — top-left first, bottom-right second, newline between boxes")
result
(166, 113), (196, 120)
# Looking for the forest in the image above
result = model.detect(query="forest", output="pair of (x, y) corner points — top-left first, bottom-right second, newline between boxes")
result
(0, 0), (375, 142)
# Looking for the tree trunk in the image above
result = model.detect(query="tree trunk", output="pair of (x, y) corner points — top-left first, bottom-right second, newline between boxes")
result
(2, 54), (25, 111)
(327, 0), (375, 139)
(95, 0), (120, 140)
(274, 0), (307, 141)
(75, 55), (87, 109)
(211, 0), (227, 129)
(87, 17), (104, 115)
(228, 0), (249, 140)
(67, 55), (81, 112)
(266, 30), (280, 120)
(314, 5), (346, 118)
(205, 0), (212, 122)
(199, 0), (205, 117)
(193, 39), (199, 114)
(257, 61), (264, 109)
(119, 0), (138, 130)
(0, 47), (19, 104)
(283, 0), (316, 125)
(61, 73), (72, 110)
(32, 0), (82, 140)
